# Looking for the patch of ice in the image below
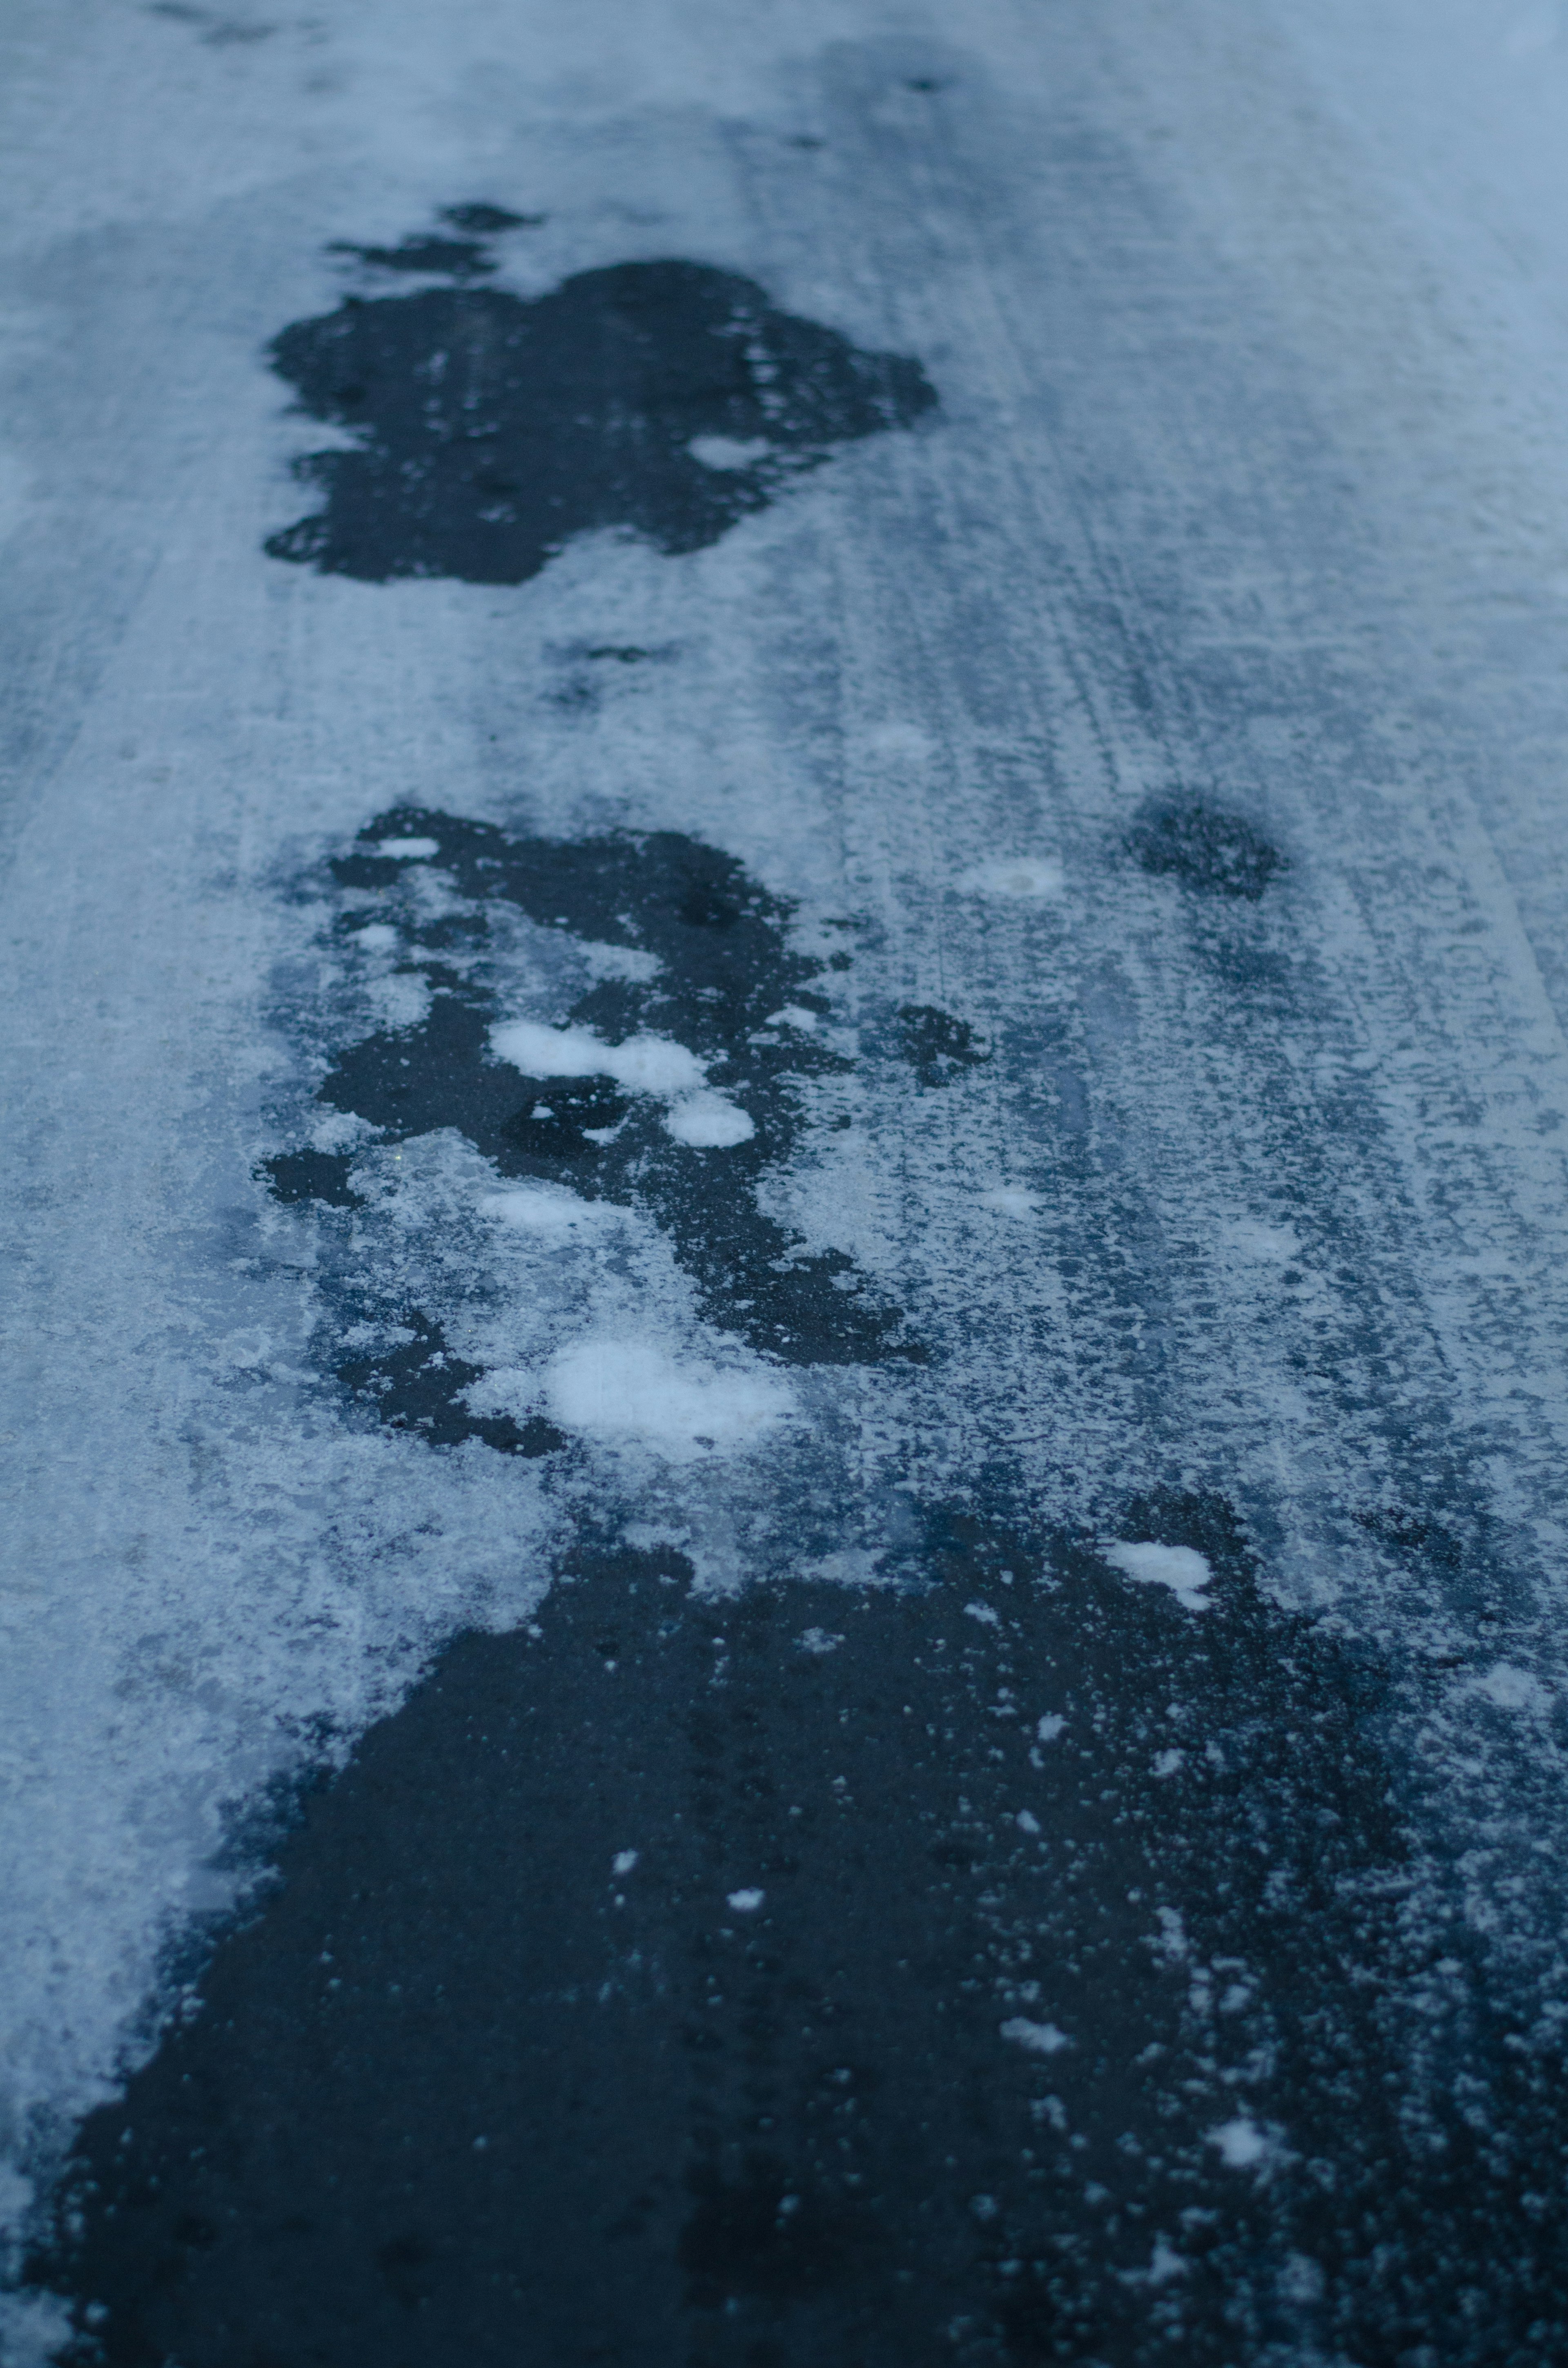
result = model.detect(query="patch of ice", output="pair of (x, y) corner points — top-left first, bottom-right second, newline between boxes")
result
(373, 836), (440, 860)
(1208, 2117), (1268, 2169)
(664, 1091), (754, 1147)
(1016, 1809), (1041, 1834)
(612, 1850), (639, 1876)
(1036, 1713), (1065, 1742)
(1104, 1541), (1214, 1614)
(1147, 2238), (1188, 2285)
(797, 1627), (844, 1654)
(690, 435), (771, 470)
(491, 1018), (707, 1097)
(546, 1338), (795, 1461)
(964, 1600), (1001, 1626)
(958, 856), (1064, 899)
(352, 923), (399, 951)
(1000, 2016), (1072, 2055)
(1152, 1748), (1186, 1778)
(727, 1887), (765, 1912)
(765, 1006), (819, 1030)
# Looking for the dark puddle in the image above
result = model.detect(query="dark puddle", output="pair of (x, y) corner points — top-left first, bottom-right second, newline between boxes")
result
(1128, 805), (1285, 902)
(264, 806), (918, 1454)
(28, 1494), (1566, 2366)
(264, 253), (936, 584)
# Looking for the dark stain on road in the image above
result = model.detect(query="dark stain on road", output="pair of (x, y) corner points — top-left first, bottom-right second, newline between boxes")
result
(29, 1493), (1565, 2366)
(264, 254), (937, 584)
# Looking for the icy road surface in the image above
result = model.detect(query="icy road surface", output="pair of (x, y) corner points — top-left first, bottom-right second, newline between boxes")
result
(6, 1), (1568, 2360)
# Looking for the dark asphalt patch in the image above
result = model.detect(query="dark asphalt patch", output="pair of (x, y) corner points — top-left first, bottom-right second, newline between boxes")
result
(257, 1148), (363, 1208)
(897, 1003), (989, 1089)
(333, 1308), (566, 1460)
(263, 256), (937, 584)
(1128, 805), (1286, 902)
(267, 807), (918, 1417)
(30, 1494), (1564, 2366)
(439, 205), (544, 235)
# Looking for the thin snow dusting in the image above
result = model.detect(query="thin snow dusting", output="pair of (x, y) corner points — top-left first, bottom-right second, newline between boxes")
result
(8, 0), (1568, 2349)
(957, 855), (1065, 899)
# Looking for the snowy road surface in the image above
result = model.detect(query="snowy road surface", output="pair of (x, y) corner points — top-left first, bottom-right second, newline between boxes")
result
(6, 2), (1568, 2360)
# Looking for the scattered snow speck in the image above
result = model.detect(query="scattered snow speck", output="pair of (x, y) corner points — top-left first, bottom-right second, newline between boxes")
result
(490, 1019), (707, 1098)
(1147, 2238), (1188, 2285)
(727, 1888), (765, 1912)
(964, 1601), (1001, 1627)
(1209, 2117), (1268, 2168)
(1036, 1713), (1065, 1742)
(373, 836), (440, 859)
(1001, 2017), (1071, 2055)
(1104, 1541), (1213, 1613)
(797, 1627), (844, 1655)
(612, 1850), (639, 1877)
(663, 1091), (754, 1148)
(958, 856), (1064, 899)
(1152, 1748), (1186, 1778)
(546, 1338), (795, 1460)
(1016, 1809), (1042, 1835)
(689, 434), (770, 470)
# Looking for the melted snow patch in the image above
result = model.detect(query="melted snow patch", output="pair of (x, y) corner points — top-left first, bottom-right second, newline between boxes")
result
(1104, 1540), (1213, 1613)
(959, 856), (1064, 899)
(546, 1338), (795, 1460)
